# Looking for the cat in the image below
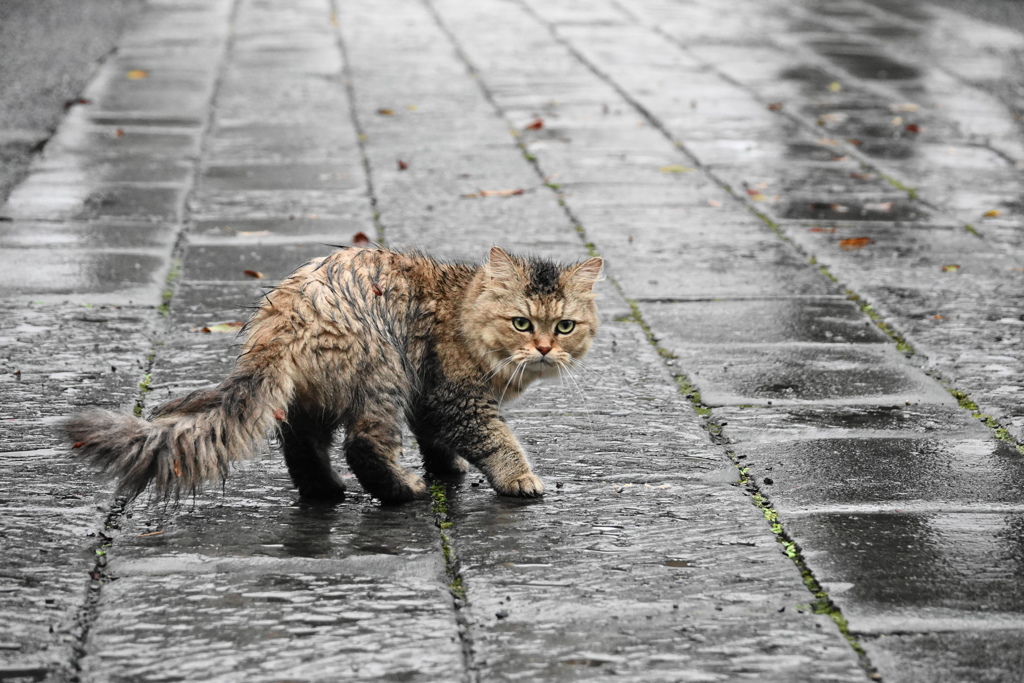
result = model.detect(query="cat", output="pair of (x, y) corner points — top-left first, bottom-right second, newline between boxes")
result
(66, 246), (602, 504)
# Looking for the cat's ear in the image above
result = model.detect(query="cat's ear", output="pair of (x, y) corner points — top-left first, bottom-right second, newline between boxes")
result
(487, 246), (520, 282)
(566, 256), (603, 292)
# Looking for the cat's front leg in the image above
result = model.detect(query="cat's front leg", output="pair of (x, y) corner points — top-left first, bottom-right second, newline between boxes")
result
(413, 397), (542, 497)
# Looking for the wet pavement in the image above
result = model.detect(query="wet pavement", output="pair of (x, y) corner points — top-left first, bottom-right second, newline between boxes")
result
(2, 0), (1024, 681)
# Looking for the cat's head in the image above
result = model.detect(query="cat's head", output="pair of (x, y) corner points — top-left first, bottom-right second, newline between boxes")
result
(464, 246), (602, 396)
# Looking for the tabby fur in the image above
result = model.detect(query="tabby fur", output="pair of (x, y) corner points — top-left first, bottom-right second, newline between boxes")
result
(66, 246), (602, 503)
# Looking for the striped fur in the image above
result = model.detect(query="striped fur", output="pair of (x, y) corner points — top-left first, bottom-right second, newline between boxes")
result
(66, 247), (602, 503)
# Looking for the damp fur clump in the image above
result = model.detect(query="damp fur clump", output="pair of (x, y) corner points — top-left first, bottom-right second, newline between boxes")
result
(66, 246), (602, 503)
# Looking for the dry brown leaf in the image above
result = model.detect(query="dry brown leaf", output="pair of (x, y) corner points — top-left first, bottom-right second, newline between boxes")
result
(353, 231), (371, 246)
(397, 159), (409, 170)
(983, 209), (1001, 218)
(172, 460), (182, 477)
(767, 101), (783, 111)
(243, 269), (264, 279)
(126, 69), (149, 80)
(941, 264), (961, 272)
(839, 237), (873, 250)
(524, 118), (544, 130)
(660, 164), (695, 174)
(464, 188), (525, 198)
(850, 172), (874, 180)
(202, 321), (244, 334)
(809, 226), (837, 233)
(377, 108), (395, 116)
(371, 282), (383, 296)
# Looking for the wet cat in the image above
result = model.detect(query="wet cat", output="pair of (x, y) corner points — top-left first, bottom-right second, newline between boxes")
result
(66, 246), (602, 503)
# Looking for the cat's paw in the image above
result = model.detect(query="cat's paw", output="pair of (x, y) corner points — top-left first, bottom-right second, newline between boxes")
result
(370, 471), (428, 504)
(496, 473), (544, 498)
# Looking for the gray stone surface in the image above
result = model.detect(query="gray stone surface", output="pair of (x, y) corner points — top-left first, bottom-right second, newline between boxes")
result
(3, 0), (1024, 680)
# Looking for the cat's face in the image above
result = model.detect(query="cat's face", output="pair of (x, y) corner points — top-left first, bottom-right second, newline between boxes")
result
(465, 247), (602, 397)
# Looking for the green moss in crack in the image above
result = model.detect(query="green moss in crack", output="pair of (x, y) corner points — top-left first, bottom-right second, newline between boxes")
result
(879, 173), (918, 200)
(429, 482), (466, 600)
(157, 259), (182, 318)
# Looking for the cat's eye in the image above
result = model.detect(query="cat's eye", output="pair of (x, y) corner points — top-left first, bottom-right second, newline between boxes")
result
(555, 320), (576, 335)
(512, 317), (533, 332)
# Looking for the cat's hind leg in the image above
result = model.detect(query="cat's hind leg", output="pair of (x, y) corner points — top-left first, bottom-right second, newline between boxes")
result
(280, 406), (347, 501)
(344, 398), (426, 503)
(411, 425), (469, 478)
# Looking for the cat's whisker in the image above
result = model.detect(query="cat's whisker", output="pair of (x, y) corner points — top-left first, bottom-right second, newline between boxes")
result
(482, 355), (516, 384)
(498, 359), (525, 405)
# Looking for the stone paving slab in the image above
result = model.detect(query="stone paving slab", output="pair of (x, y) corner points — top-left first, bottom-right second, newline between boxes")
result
(0, 303), (156, 679)
(4, 0), (1024, 680)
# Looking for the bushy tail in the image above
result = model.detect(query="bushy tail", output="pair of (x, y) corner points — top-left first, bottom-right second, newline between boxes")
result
(65, 368), (292, 500)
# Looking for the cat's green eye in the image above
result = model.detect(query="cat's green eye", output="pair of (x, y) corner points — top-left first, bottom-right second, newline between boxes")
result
(555, 319), (576, 335)
(512, 317), (533, 332)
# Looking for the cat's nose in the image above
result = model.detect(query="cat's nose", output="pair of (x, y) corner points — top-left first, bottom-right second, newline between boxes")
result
(536, 345), (552, 355)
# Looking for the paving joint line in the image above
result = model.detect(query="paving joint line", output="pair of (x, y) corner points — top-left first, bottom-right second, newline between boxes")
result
(63, 1), (244, 676)
(331, 0), (386, 246)
(425, 0), (882, 676)
(566, 0), (1024, 456)
(334, 4), (478, 678)
(481, 1), (898, 677)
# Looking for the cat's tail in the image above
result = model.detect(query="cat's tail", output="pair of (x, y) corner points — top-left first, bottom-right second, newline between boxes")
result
(65, 361), (295, 501)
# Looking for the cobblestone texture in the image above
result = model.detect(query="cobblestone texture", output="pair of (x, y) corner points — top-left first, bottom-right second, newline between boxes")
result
(2, 0), (1024, 681)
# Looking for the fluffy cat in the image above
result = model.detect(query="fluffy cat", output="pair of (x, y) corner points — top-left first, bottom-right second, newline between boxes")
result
(66, 246), (602, 503)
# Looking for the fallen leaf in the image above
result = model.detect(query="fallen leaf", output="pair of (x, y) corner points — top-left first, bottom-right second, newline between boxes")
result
(136, 530), (165, 538)
(809, 226), (838, 233)
(371, 282), (383, 296)
(767, 101), (784, 111)
(397, 159), (409, 170)
(202, 321), (244, 334)
(659, 164), (695, 174)
(73, 441), (85, 449)
(983, 209), (1001, 218)
(829, 204), (850, 213)
(864, 202), (894, 212)
(905, 123), (921, 133)
(890, 102), (919, 113)
(845, 138), (863, 146)
(243, 269), (264, 279)
(114, 128), (125, 138)
(353, 231), (371, 246)
(126, 69), (149, 80)
(377, 108), (395, 116)
(828, 81), (842, 92)
(816, 138), (839, 146)
(817, 112), (848, 125)
(891, 116), (904, 126)
(64, 97), (91, 110)
(406, 104), (418, 111)
(524, 118), (544, 130)
(748, 192), (767, 201)
(933, 314), (944, 320)
(273, 408), (286, 421)
(941, 264), (961, 272)
(172, 460), (182, 477)
(463, 188), (525, 198)
(839, 237), (873, 250)
(850, 172), (874, 180)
